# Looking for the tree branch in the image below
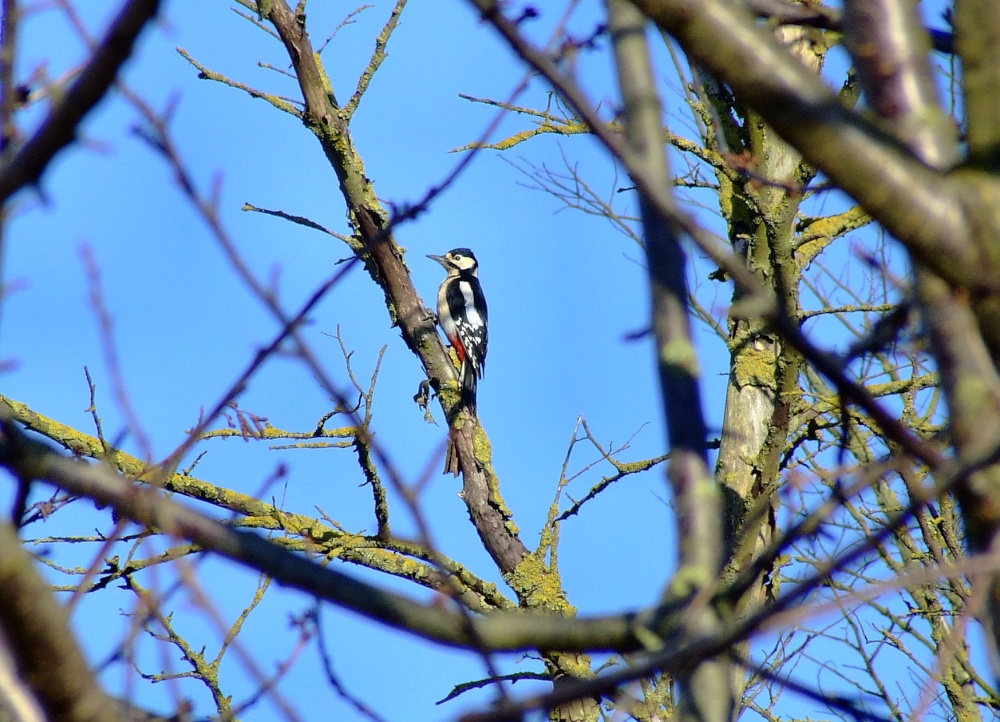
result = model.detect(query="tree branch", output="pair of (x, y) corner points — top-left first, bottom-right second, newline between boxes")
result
(606, 2), (731, 720)
(843, 0), (956, 168)
(260, 0), (531, 577)
(0, 0), (162, 204)
(0, 417), (695, 654)
(955, 0), (1000, 164)
(0, 521), (120, 722)
(626, 0), (995, 291)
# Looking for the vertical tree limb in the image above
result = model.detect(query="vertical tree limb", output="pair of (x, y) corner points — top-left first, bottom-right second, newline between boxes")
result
(845, 0), (1000, 668)
(955, 0), (1000, 166)
(262, 0), (530, 575)
(606, 2), (732, 720)
(0, 522), (120, 722)
(711, 20), (822, 711)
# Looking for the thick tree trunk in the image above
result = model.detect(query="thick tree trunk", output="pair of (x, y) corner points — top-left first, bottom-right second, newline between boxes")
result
(712, 23), (822, 713)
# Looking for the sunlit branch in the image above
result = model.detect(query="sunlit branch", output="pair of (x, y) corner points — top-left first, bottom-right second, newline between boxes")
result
(344, 0), (407, 119)
(177, 48), (304, 118)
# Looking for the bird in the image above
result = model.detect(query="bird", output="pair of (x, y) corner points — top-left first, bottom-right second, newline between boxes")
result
(427, 248), (489, 416)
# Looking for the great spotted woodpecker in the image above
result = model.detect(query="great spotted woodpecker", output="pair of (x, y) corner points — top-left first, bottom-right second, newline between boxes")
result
(428, 248), (488, 414)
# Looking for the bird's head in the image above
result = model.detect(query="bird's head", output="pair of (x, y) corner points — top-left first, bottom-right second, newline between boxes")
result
(427, 248), (479, 275)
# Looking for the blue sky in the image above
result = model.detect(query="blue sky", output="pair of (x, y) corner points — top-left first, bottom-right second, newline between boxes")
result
(4, 1), (966, 720)
(5, 2), (715, 719)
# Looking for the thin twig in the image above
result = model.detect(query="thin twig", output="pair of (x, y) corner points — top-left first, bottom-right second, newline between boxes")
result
(344, 0), (406, 119)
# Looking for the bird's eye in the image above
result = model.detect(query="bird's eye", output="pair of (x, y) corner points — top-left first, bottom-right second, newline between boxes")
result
(453, 253), (463, 259)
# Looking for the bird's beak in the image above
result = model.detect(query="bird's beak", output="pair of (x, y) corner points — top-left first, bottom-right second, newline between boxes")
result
(427, 254), (448, 267)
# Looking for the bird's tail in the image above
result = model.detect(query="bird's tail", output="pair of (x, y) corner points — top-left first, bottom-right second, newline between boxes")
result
(461, 363), (479, 415)
(443, 362), (480, 476)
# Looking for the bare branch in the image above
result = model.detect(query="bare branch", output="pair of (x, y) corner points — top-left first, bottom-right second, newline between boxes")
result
(344, 0), (407, 119)
(607, 2), (733, 718)
(0, 0), (162, 204)
(0, 417), (694, 654)
(627, 0), (991, 291)
(176, 48), (304, 117)
(0, 521), (120, 722)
